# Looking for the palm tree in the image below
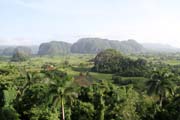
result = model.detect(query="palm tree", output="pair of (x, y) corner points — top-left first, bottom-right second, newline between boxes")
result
(97, 91), (105, 120)
(15, 71), (36, 113)
(18, 72), (35, 96)
(48, 74), (77, 120)
(147, 69), (175, 107)
(93, 82), (109, 120)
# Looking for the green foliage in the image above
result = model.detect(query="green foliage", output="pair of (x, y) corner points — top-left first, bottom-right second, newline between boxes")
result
(0, 81), (17, 107)
(93, 49), (148, 77)
(93, 49), (123, 73)
(147, 69), (175, 107)
(118, 86), (140, 120)
(112, 75), (131, 85)
(47, 69), (77, 120)
(28, 107), (59, 120)
(0, 82), (19, 120)
(0, 68), (10, 75)
(72, 101), (95, 120)
(0, 106), (20, 120)
(0, 52), (179, 120)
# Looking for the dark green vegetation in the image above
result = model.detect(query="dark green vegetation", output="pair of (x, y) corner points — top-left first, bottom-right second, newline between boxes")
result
(0, 47), (180, 120)
(93, 49), (148, 77)
(38, 41), (72, 56)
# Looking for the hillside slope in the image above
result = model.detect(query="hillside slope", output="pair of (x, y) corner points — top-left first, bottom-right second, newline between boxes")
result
(38, 41), (72, 56)
(71, 38), (144, 54)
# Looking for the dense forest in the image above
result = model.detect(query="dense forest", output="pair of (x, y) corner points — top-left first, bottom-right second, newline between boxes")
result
(0, 46), (179, 120)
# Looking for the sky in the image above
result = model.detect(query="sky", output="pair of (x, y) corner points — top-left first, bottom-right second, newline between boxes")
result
(0, 0), (180, 47)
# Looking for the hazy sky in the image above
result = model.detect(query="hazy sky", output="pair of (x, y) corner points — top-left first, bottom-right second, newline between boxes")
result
(0, 0), (180, 47)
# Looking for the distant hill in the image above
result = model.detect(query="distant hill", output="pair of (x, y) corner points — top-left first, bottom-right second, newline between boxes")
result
(38, 41), (72, 56)
(13, 46), (32, 55)
(71, 38), (144, 54)
(112, 39), (144, 53)
(0, 46), (38, 56)
(142, 43), (180, 52)
(30, 46), (39, 54)
(11, 46), (32, 61)
(1, 38), (179, 56)
(2, 47), (15, 56)
(71, 38), (111, 54)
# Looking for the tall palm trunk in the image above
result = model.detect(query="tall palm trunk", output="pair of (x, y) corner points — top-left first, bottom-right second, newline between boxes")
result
(98, 94), (105, 120)
(99, 97), (105, 120)
(61, 99), (65, 120)
(159, 94), (163, 107)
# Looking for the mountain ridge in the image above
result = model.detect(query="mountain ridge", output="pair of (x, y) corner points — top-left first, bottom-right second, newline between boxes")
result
(71, 38), (144, 54)
(0, 38), (179, 56)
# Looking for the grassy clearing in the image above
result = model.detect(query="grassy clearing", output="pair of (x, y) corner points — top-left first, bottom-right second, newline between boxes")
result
(0, 53), (179, 84)
(163, 60), (180, 65)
